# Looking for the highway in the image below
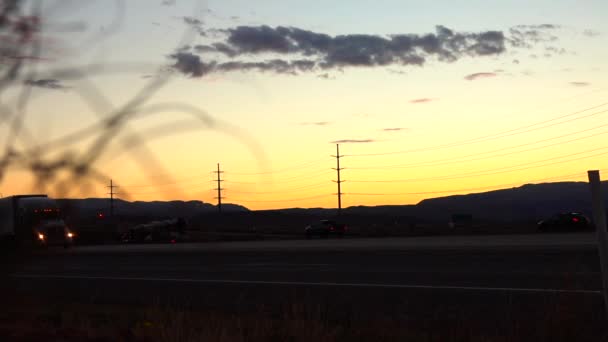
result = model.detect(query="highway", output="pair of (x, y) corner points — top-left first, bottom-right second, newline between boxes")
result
(1, 233), (606, 324)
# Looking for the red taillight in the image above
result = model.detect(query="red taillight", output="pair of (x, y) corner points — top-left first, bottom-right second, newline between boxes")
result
(572, 217), (579, 223)
(171, 239), (176, 244)
(344, 226), (348, 231)
(330, 227), (335, 231)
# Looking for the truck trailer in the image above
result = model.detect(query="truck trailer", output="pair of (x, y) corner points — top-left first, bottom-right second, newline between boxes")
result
(0, 195), (74, 248)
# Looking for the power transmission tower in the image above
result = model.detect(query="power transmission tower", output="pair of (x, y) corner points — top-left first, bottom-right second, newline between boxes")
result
(332, 144), (345, 215)
(213, 163), (225, 214)
(107, 179), (118, 218)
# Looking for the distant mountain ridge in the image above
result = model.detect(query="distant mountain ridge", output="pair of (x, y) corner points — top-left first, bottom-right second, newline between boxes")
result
(57, 181), (608, 222)
(57, 198), (248, 219)
(273, 181), (608, 222)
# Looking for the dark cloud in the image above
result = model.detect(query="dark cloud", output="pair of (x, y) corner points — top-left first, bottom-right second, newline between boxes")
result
(464, 72), (497, 81)
(382, 128), (407, 132)
(203, 25), (504, 69)
(301, 121), (330, 126)
(181, 16), (205, 35)
(169, 52), (316, 76)
(570, 81), (590, 87)
(24, 79), (69, 90)
(161, 0), (175, 6)
(170, 24), (560, 77)
(169, 52), (214, 77)
(193, 43), (237, 57)
(177, 45), (191, 52)
(509, 24), (559, 48)
(226, 25), (294, 54)
(211, 42), (238, 57)
(513, 59), (520, 64)
(193, 45), (215, 53)
(217, 59), (315, 75)
(183, 16), (203, 26)
(331, 139), (375, 144)
(410, 98), (435, 104)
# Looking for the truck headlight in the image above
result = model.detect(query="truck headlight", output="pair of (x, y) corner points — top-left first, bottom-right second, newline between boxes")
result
(38, 233), (45, 240)
(67, 232), (74, 238)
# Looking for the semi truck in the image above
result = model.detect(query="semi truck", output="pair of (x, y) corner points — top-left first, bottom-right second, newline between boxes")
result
(0, 195), (74, 248)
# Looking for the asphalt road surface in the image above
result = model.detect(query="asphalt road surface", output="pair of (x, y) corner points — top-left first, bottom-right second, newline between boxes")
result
(1, 233), (606, 323)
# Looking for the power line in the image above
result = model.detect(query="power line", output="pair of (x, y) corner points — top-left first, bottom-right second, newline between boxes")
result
(349, 145), (608, 183)
(225, 181), (332, 194)
(344, 170), (591, 196)
(346, 102), (608, 157)
(228, 194), (333, 203)
(233, 170), (334, 184)
(349, 125), (608, 170)
(120, 167), (332, 189)
(225, 158), (327, 175)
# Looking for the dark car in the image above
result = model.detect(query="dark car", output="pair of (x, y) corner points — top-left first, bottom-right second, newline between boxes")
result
(537, 212), (591, 232)
(121, 218), (188, 243)
(305, 220), (347, 239)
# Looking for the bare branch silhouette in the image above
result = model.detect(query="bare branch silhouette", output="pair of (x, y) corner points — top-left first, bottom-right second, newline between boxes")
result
(0, 0), (267, 201)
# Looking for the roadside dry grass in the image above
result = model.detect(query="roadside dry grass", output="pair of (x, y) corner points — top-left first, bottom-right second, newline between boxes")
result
(0, 293), (606, 342)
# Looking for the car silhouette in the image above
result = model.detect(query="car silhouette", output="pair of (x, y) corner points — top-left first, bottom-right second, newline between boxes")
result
(537, 212), (591, 232)
(305, 220), (347, 239)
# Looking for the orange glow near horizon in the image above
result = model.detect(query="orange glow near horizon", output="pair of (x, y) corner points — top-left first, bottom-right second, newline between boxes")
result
(1, 1), (607, 210)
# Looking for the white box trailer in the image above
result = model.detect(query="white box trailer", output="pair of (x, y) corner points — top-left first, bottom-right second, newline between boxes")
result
(0, 195), (74, 247)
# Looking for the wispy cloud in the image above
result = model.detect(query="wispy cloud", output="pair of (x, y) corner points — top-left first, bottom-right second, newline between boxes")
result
(387, 69), (407, 75)
(181, 16), (205, 35)
(301, 121), (330, 126)
(317, 73), (335, 80)
(508, 24), (560, 48)
(583, 29), (600, 37)
(331, 139), (375, 144)
(24, 79), (69, 90)
(410, 98), (435, 104)
(382, 128), (408, 132)
(183, 16), (203, 26)
(464, 72), (497, 81)
(570, 81), (590, 87)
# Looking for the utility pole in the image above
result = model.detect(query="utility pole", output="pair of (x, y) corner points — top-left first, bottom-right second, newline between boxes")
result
(107, 179), (118, 218)
(588, 170), (608, 316)
(213, 163), (225, 214)
(332, 144), (345, 215)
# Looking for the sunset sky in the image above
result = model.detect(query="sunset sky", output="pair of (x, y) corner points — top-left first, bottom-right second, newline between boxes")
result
(1, 0), (608, 209)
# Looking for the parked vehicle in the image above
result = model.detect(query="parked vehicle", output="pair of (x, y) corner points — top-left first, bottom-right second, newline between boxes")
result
(121, 218), (187, 243)
(537, 212), (591, 232)
(0, 195), (74, 248)
(305, 219), (347, 239)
